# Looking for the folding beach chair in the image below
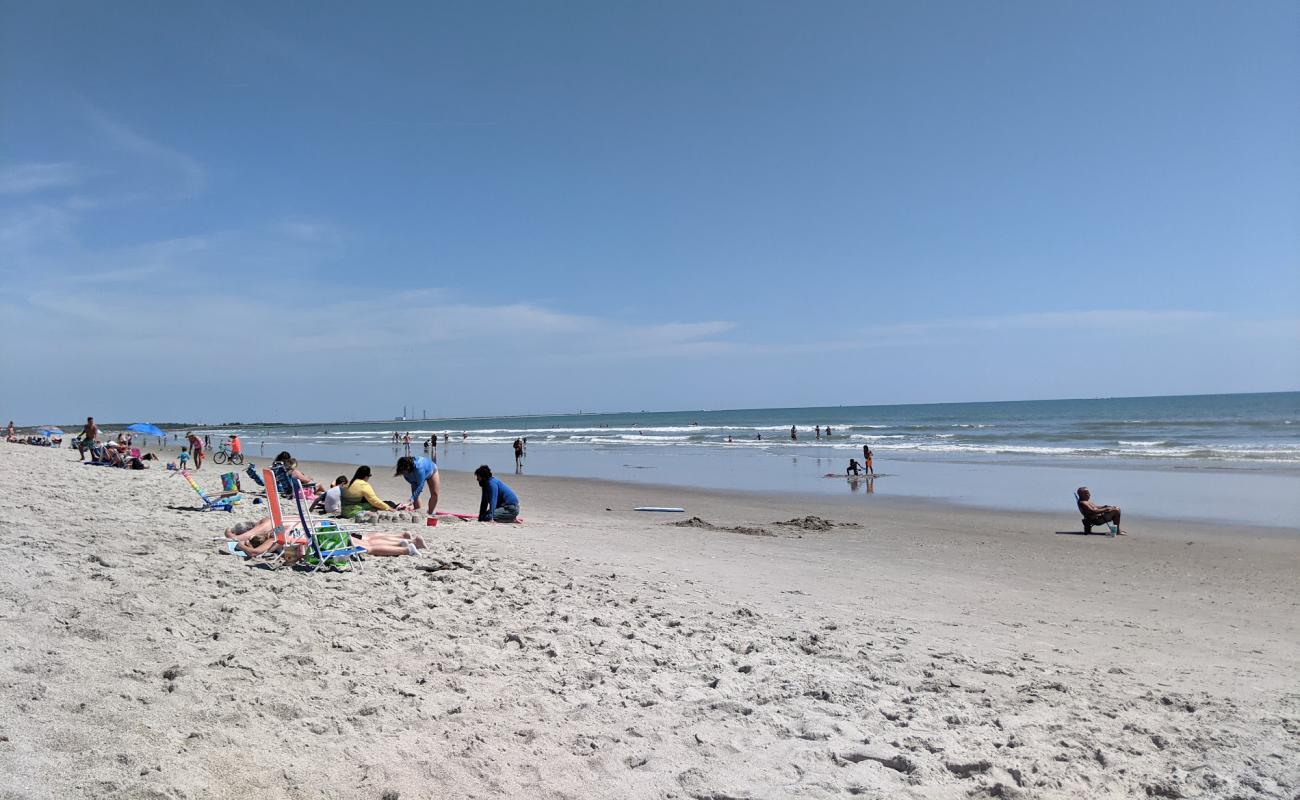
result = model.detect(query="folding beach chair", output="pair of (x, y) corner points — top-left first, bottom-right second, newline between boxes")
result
(226, 468), (311, 565)
(175, 468), (240, 512)
(1075, 491), (1116, 536)
(272, 464), (365, 572)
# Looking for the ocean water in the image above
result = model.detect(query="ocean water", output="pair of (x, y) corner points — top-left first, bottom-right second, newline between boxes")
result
(217, 392), (1300, 528)
(231, 392), (1299, 466)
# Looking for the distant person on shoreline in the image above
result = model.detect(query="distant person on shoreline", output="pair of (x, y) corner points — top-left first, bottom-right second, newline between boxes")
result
(1076, 487), (1126, 535)
(514, 438), (524, 472)
(847, 458), (862, 476)
(444, 432), (450, 445)
(402, 432), (412, 455)
(825, 425), (832, 437)
(395, 455), (440, 515)
(815, 425), (821, 439)
(6, 421), (13, 438)
(790, 425), (797, 441)
(863, 445), (874, 476)
(475, 465), (519, 522)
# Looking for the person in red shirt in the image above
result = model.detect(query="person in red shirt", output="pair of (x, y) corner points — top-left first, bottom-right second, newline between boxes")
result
(229, 434), (242, 456)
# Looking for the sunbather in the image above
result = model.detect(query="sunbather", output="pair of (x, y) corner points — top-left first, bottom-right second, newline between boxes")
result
(272, 451), (321, 493)
(225, 517), (426, 560)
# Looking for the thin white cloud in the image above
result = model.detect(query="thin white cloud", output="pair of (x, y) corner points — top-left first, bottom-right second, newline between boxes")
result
(0, 163), (84, 196)
(272, 219), (344, 247)
(78, 103), (206, 197)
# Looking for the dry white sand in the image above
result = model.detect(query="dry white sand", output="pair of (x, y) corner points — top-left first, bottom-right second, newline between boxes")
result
(1, 444), (1297, 799)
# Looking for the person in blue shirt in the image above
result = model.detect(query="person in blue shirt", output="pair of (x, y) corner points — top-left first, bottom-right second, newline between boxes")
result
(474, 465), (519, 522)
(394, 455), (441, 515)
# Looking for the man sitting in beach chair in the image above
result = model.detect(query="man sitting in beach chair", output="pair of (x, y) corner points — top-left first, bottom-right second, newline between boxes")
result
(1076, 487), (1125, 535)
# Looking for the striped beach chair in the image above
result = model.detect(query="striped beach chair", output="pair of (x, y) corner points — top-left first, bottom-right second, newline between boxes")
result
(175, 469), (239, 512)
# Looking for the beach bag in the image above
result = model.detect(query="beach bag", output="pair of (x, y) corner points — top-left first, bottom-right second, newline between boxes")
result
(305, 524), (353, 570)
(221, 472), (239, 493)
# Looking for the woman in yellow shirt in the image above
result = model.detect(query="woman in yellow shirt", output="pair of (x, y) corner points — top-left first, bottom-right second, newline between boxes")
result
(340, 465), (395, 518)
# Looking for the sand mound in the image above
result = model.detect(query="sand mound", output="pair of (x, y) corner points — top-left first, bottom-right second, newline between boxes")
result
(668, 517), (773, 537)
(774, 515), (836, 531)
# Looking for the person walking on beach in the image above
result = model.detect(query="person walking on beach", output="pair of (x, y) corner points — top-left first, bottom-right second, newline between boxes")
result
(513, 438), (524, 472)
(392, 431), (399, 444)
(395, 455), (441, 516)
(178, 447), (189, 470)
(475, 465), (520, 523)
(204, 434), (211, 449)
(790, 425), (797, 441)
(187, 432), (205, 470)
(77, 416), (99, 461)
(402, 432), (412, 455)
(863, 445), (874, 476)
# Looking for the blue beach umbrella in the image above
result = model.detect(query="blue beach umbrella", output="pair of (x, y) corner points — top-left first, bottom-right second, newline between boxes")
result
(127, 423), (166, 437)
(39, 426), (64, 437)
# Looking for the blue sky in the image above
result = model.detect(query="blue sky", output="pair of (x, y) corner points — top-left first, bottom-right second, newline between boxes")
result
(1, 1), (1296, 424)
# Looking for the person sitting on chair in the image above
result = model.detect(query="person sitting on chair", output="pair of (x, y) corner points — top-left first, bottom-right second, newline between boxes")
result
(1076, 486), (1126, 535)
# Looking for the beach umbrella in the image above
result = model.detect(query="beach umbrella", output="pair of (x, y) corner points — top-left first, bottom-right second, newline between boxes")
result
(126, 423), (166, 437)
(39, 427), (64, 437)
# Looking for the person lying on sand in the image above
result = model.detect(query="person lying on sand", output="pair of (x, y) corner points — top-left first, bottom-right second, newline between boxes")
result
(224, 517), (427, 561)
(1077, 486), (1127, 535)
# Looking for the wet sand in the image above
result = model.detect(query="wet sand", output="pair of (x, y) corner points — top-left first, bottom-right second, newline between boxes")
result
(1, 444), (1297, 798)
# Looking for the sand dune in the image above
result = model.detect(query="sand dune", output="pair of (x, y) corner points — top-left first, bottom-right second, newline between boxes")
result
(1, 444), (1296, 798)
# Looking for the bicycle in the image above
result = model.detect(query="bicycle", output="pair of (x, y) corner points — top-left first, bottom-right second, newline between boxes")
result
(212, 446), (244, 465)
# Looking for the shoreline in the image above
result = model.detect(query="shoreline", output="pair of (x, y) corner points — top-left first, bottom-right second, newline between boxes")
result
(281, 449), (1300, 534)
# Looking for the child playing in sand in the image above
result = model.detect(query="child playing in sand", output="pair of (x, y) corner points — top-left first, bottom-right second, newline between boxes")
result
(178, 447), (189, 469)
(310, 475), (349, 515)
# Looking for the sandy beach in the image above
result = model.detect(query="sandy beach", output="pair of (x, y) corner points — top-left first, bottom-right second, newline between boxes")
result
(1, 443), (1296, 799)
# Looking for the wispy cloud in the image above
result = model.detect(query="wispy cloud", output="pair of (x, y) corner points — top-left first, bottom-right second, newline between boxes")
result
(0, 163), (85, 196)
(271, 219), (345, 247)
(78, 103), (206, 197)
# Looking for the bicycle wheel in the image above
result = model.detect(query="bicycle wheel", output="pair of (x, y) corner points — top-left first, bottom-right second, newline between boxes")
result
(231, 453), (244, 465)
(213, 451), (228, 465)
